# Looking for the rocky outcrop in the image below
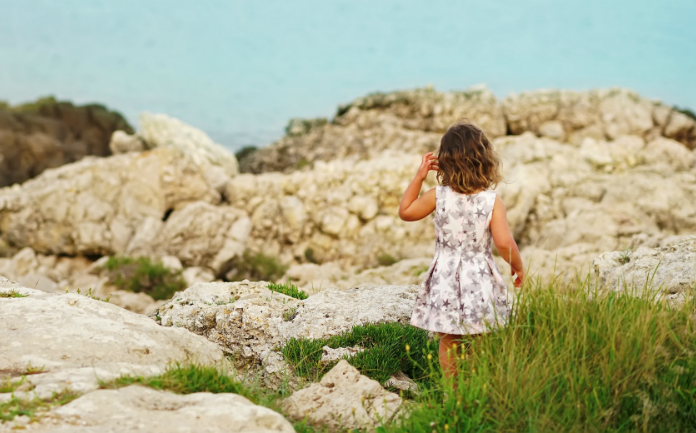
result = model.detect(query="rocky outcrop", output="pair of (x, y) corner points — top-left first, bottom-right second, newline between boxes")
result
(0, 277), (225, 400)
(228, 153), (437, 267)
(2, 86), (695, 288)
(152, 282), (418, 366)
(593, 236), (696, 294)
(27, 385), (294, 433)
(0, 147), (229, 259)
(502, 88), (696, 147)
(138, 112), (239, 179)
(240, 87), (696, 174)
(230, 131), (696, 280)
(239, 86), (504, 174)
(282, 360), (403, 431)
(0, 97), (132, 187)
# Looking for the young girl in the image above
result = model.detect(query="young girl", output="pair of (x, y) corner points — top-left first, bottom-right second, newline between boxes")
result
(398, 121), (524, 379)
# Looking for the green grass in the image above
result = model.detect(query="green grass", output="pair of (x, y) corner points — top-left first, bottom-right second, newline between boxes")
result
(99, 364), (290, 413)
(6, 271), (696, 432)
(226, 251), (288, 282)
(268, 281), (309, 300)
(0, 290), (28, 298)
(101, 364), (247, 395)
(377, 254), (398, 267)
(102, 256), (187, 301)
(390, 279), (696, 432)
(618, 248), (631, 265)
(282, 322), (436, 386)
(0, 391), (79, 423)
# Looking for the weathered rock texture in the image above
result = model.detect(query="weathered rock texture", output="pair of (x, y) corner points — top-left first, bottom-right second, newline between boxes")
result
(502, 88), (696, 147)
(0, 97), (132, 187)
(241, 87), (696, 174)
(593, 236), (696, 294)
(227, 153), (437, 267)
(282, 360), (403, 431)
(139, 112), (239, 178)
(0, 277), (225, 399)
(26, 385), (294, 433)
(0, 147), (228, 258)
(152, 282), (418, 366)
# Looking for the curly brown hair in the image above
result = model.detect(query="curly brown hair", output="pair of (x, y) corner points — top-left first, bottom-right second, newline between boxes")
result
(436, 121), (502, 194)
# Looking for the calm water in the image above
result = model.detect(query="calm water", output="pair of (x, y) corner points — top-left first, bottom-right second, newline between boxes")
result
(1, 0), (694, 150)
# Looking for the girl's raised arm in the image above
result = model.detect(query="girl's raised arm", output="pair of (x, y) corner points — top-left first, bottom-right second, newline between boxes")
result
(490, 194), (525, 287)
(398, 152), (438, 222)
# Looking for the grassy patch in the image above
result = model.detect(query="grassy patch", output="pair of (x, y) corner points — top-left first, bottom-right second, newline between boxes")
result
(618, 248), (631, 265)
(101, 364), (246, 395)
(226, 251), (287, 282)
(377, 254), (398, 267)
(268, 281), (309, 300)
(282, 322), (436, 386)
(102, 256), (187, 301)
(0, 290), (27, 298)
(99, 364), (291, 411)
(0, 391), (79, 423)
(0, 377), (24, 394)
(304, 248), (319, 264)
(393, 280), (696, 432)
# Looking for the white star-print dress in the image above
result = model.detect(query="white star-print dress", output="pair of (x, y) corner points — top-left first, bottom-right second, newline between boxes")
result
(410, 186), (509, 335)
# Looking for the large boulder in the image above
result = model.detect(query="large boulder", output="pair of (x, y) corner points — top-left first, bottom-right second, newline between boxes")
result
(593, 236), (696, 294)
(0, 277), (225, 399)
(29, 385), (294, 433)
(0, 97), (133, 187)
(139, 112), (239, 178)
(152, 282), (418, 366)
(0, 147), (244, 268)
(282, 360), (403, 431)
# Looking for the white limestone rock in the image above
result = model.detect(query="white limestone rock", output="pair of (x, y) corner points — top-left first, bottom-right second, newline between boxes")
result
(152, 282), (418, 366)
(241, 85), (506, 174)
(0, 277), (225, 399)
(593, 236), (696, 294)
(320, 346), (364, 363)
(139, 112), (239, 177)
(0, 147), (221, 257)
(31, 385), (294, 433)
(282, 360), (403, 431)
(108, 130), (146, 154)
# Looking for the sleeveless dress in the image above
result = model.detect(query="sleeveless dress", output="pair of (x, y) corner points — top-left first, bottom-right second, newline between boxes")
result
(410, 186), (510, 335)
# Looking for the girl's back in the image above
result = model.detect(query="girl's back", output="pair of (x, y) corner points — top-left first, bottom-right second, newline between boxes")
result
(412, 186), (508, 335)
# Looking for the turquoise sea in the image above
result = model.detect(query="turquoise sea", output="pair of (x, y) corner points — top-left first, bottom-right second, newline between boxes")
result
(1, 0), (694, 150)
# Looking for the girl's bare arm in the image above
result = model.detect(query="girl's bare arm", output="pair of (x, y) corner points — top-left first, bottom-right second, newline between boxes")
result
(490, 194), (524, 287)
(398, 153), (438, 221)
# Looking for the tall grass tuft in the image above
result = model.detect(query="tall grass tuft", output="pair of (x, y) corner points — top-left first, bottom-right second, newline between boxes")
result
(395, 278), (696, 432)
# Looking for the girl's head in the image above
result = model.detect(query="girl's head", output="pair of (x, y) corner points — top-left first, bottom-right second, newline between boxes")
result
(436, 121), (502, 194)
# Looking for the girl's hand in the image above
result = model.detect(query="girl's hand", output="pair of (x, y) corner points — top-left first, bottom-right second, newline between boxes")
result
(513, 268), (524, 288)
(416, 152), (438, 181)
